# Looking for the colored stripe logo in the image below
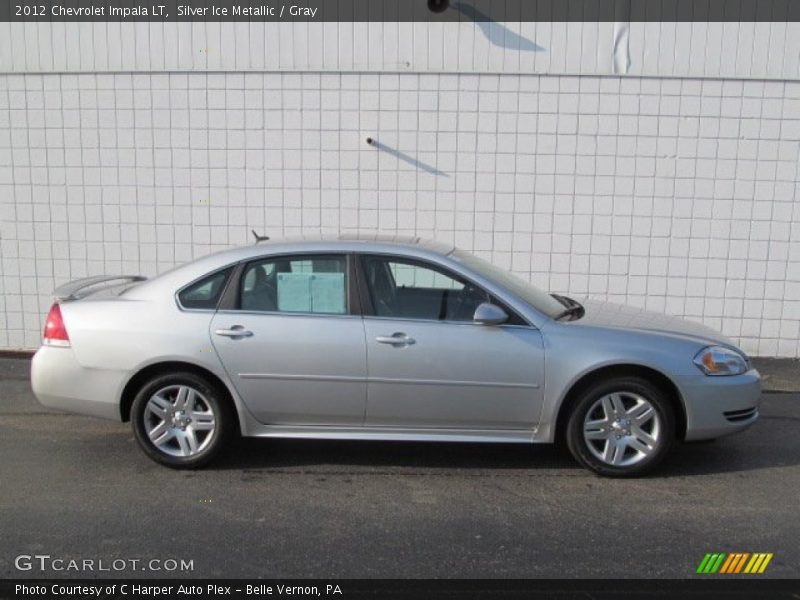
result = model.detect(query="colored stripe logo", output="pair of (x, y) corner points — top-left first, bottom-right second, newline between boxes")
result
(696, 553), (773, 574)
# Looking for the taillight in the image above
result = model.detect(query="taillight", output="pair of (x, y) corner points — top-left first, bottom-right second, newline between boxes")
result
(43, 303), (71, 347)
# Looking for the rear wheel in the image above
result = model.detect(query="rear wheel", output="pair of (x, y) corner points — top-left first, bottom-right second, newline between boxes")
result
(131, 372), (233, 469)
(565, 376), (675, 477)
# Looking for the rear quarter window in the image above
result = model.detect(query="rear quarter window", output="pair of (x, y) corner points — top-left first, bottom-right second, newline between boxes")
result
(178, 268), (233, 310)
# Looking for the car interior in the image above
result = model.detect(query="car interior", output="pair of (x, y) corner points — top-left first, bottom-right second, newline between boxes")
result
(240, 257), (347, 314)
(363, 257), (489, 321)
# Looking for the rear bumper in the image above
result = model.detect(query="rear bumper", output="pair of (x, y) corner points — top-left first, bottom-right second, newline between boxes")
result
(682, 369), (761, 441)
(31, 346), (127, 421)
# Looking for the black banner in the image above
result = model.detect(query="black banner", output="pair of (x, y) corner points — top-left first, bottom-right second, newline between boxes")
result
(2, 579), (800, 600)
(1, 0), (800, 22)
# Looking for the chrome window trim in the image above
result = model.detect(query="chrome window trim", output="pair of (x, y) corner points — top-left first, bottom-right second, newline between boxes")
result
(173, 248), (540, 328)
(214, 309), (362, 320)
(361, 314), (537, 330)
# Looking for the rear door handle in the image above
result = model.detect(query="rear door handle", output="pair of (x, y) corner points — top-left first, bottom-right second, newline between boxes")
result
(215, 325), (253, 338)
(375, 332), (416, 346)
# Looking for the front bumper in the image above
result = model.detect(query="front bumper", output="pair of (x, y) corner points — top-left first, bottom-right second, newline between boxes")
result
(682, 368), (761, 441)
(31, 345), (127, 421)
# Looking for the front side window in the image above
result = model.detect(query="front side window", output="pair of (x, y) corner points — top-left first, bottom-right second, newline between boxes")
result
(178, 268), (233, 310)
(450, 249), (565, 319)
(362, 256), (488, 322)
(240, 255), (348, 315)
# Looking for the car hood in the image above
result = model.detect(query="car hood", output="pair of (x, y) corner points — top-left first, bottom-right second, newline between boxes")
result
(569, 298), (734, 347)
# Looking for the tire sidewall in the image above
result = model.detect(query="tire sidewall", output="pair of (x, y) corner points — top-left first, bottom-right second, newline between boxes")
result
(566, 377), (676, 477)
(131, 372), (231, 469)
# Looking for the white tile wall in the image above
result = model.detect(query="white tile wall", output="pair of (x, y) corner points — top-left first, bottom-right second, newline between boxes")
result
(1, 71), (799, 356)
(3, 21), (800, 80)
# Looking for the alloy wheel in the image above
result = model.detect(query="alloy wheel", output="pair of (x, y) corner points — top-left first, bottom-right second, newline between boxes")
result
(143, 384), (217, 458)
(582, 392), (661, 467)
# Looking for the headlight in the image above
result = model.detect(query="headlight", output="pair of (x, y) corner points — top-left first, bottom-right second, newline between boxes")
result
(693, 346), (748, 376)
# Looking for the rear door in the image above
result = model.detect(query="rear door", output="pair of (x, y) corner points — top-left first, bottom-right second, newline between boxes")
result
(359, 254), (545, 430)
(209, 253), (367, 426)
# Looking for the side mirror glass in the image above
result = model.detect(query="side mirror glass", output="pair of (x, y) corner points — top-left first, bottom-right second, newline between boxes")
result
(473, 302), (508, 325)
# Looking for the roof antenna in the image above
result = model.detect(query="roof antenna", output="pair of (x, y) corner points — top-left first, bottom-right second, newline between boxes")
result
(251, 229), (270, 243)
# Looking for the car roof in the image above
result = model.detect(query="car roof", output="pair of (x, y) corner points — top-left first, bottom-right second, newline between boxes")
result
(125, 233), (457, 298)
(203, 233), (456, 264)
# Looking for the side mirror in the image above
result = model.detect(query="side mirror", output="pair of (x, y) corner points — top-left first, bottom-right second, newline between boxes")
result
(473, 302), (508, 326)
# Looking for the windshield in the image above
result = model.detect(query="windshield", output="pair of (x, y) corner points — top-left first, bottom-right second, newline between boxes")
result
(450, 249), (566, 319)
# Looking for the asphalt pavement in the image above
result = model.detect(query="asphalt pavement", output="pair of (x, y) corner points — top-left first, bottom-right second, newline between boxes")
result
(1, 358), (798, 579)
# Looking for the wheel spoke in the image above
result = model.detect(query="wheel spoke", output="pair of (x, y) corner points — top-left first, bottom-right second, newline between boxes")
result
(602, 438), (616, 463)
(585, 417), (609, 430)
(148, 394), (170, 418)
(185, 388), (198, 411)
(628, 401), (655, 424)
(627, 436), (653, 455)
(148, 420), (168, 440)
(608, 393), (626, 416)
(191, 411), (215, 431)
(584, 418), (610, 440)
(185, 429), (199, 453)
(174, 386), (190, 410)
(631, 425), (657, 447)
(150, 424), (173, 447)
(612, 439), (628, 465)
(601, 396), (616, 419)
(176, 431), (191, 456)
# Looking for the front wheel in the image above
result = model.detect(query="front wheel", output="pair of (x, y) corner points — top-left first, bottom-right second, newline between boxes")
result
(131, 372), (233, 469)
(565, 377), (675, 477)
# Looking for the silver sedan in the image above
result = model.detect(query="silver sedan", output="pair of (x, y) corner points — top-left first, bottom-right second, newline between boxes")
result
(31, 235), (760, 476)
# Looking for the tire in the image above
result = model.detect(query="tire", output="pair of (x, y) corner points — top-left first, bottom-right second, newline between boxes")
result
(565, 376), (675, 477)
(131, 371), (233, 469)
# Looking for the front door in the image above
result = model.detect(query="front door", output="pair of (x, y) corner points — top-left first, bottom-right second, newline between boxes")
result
(359, 255), (545, 430)
(210, 254), (367, 426)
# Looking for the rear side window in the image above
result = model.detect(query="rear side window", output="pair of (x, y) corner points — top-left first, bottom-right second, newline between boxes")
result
(178, 268), (232, 310)
(239, 255), (348, 314)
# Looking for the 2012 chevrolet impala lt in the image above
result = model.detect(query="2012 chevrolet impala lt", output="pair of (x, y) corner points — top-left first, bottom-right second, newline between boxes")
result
(31, 235), (760, 476)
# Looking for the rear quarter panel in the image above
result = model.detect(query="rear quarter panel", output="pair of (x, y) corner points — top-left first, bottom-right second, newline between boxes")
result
(59, 297), (233, 413)
(63, 298), (218, 371)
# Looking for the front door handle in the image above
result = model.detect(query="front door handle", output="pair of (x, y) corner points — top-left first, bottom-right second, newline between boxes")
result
(375, 332), (416, 346)
(215, 325), (254, 338)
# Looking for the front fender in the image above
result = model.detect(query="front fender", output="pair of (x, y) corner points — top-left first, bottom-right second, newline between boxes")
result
(535, 322), (699, 442)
